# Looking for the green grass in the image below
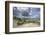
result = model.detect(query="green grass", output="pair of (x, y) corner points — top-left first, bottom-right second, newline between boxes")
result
(13, 17), (40, 25)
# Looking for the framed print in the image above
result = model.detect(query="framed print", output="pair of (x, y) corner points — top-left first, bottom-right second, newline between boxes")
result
(5, 1), (45, 34)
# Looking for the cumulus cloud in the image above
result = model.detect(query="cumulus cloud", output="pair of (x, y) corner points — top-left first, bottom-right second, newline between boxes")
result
(13, 7), (40, 18)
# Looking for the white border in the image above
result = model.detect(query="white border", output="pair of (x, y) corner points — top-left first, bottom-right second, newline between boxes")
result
(9, 3), (43, 32)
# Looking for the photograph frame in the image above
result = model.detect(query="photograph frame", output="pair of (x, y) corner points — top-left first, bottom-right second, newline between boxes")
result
(5, 1), (45, 34)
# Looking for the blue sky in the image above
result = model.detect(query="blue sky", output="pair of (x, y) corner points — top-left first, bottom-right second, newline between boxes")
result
(13, 7), (40, 18)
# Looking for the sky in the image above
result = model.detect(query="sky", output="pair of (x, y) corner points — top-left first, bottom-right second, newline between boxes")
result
(13, 7), (40, 18)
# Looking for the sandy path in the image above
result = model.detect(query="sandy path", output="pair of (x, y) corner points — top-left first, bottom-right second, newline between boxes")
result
(17, 23), (40, 28)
